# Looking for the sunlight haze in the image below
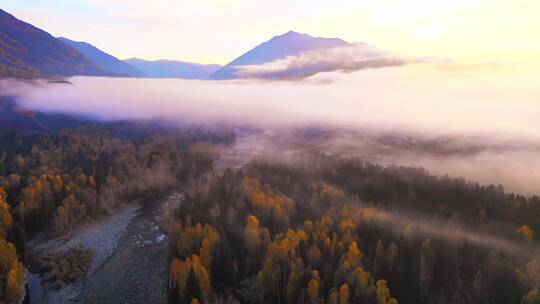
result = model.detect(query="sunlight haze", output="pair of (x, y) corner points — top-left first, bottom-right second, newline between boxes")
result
(1, 0), (538, 64)
(2, 2), (540, 304)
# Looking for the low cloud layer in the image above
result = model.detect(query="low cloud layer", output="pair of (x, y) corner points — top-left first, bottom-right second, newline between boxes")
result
(2, 62), (539, 138)
(235, 44), (405, 80)
(1, 63), (540, 194)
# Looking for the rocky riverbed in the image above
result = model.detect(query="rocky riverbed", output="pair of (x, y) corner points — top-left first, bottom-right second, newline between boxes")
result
(76, 198), (170, 304)
(26, 194), (176, 304)
(27, 203), (140, 303)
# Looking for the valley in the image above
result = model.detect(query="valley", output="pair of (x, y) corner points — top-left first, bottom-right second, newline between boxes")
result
(1, 2), (540, 303)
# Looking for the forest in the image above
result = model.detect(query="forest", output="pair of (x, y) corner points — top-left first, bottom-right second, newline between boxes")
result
(0, 99), (539, 304)
(165, 154), (540, 304)
(0, 104), (235, 303)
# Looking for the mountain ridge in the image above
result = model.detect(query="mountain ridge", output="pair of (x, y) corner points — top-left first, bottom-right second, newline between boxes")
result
(124, 58), (221, 79)
(0, 10), (401, 81)
(0, 9), (110, 78)
(58, 37), (145, 77)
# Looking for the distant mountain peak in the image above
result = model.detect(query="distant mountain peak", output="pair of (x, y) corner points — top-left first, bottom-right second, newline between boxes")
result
(284, 30), (301, 35)
(209, 31), (404, 80)
(278, 30), (309, 38)
(209, 31), (353, 80)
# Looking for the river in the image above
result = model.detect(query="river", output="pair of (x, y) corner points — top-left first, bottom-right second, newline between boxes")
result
(26, 129), (264, 303)
(26, 197), (169, 304)
(76, 199), (169, 303)
(25, 271), (43, 304)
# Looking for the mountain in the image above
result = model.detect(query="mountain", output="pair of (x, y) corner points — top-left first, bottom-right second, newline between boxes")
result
(59, 37), (145, 77)
(124, 58), (221, 79)
(0, 9), (109, 78)
(209, 31), (352, 80)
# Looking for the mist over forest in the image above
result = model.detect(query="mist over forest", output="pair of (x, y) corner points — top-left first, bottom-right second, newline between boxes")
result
(3, 63), (540, 137)
(2, 45), (540, 304)
(2, 62), (540, 195)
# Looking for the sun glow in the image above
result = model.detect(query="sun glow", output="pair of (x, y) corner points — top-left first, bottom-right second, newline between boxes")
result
(0, 0), (539, 64)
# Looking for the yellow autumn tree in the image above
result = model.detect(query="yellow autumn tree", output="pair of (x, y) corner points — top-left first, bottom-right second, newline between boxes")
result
(0, 237), (26, 304)
(200, 224), (220, 269)
(307, 279), (320, 303)
(522, 288), (538, 304)
(170, 257), (188, 299)
(349, 267), (371, 297)
(244, 176), (295, 227)
(244, 214), (261, 256)
(338, 284), (350, 304)
(0, 188), (12, 237)
(6, 260), (25, 302)
(190, 254), (211, 297)
(308, 244), (322, 265)
(346, 241), (362, 267)
(518, 225), (535, 242)
(286, 271), (300, 304)
(376, 279), (398, 304)
(328, 288), (338, 304)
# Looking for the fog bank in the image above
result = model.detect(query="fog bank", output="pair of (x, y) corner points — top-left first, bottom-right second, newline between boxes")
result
(1, 63), (539, 139)
(2, 63), (540, 194)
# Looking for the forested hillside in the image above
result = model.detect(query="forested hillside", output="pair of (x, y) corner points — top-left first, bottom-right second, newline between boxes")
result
(0, 98), (235, 303)
(1, 96), (539, 304)
(164, 155), (540, 304)
(0, 9), (108, 78)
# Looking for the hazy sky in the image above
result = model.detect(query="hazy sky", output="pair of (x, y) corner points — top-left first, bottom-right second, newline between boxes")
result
(1, 0), (539, 64)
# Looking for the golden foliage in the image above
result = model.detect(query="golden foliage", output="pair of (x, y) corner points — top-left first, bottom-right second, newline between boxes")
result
(522, 288), (538, 304)
(170, 254), (212, 300)
(376, 279), (398, 304)
(245, 214), (262, 256)
(346, 241), (363, 267)
(338, 284), (350, 304)
(0, 188), (12, 237)
(0, 237), (26, 303)
(518, 225), (535, 242)
(307, 278), (320, 302)
(329, 288), (338, 304)
(6, 260), (25, 301)
(244, 176), (295, 226)
(307, 245), (322, 265)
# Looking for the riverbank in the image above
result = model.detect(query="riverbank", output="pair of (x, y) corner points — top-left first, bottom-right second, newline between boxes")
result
(77, 197), (169, 303)
(26, 203), (140, 303)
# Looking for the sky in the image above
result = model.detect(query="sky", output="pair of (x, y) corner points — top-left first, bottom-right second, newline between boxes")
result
(1, 0), (539, 65)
